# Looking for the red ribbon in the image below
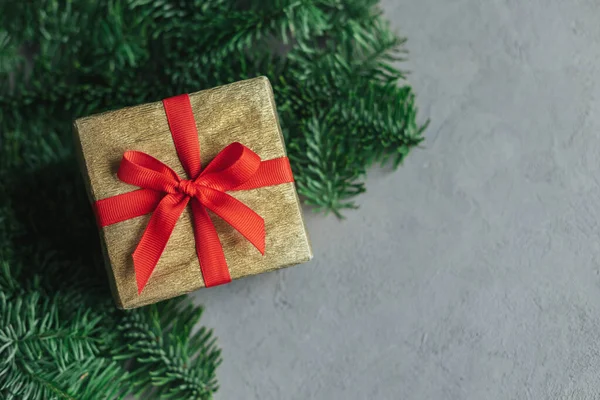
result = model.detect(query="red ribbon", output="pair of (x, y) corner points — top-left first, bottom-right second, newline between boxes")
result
(94, 94), (294, 294)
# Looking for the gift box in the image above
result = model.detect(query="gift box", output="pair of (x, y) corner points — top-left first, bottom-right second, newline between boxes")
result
(74, 77), (312, 309)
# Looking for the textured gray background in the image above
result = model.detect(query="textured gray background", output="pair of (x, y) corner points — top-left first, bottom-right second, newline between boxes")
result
(193, 1), (600, 398)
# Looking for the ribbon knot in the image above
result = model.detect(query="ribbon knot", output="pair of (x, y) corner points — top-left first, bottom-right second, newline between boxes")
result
(177, 179), (198, 197)
(94, 94), (295, 295)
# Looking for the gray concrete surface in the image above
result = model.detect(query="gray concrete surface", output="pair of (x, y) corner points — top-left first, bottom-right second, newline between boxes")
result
(193, 1), (600, 398)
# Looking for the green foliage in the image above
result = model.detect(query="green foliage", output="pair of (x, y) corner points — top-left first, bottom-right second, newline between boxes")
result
(0, 258), (220, 399)
(0, 0), (424, 398)
(115, 298), (220, 399)
(0, 290), (124, 400)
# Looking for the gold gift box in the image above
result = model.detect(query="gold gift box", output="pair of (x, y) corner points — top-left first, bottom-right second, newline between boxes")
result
(74, 77), (312, 309)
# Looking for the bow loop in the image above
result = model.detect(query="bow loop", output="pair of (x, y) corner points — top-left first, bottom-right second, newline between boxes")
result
(118, 151), (180, 193)
(195, 142), (261, 192)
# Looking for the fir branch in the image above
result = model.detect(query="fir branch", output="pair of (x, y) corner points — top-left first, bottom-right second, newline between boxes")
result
(288, 113), (367, 216)
(0, 291), (129, 400)
(0, 30), (22, 82)
(115, 297), (221, 399)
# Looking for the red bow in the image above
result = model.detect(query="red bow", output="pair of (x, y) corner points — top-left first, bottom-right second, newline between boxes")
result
(94, 94), (294, 293)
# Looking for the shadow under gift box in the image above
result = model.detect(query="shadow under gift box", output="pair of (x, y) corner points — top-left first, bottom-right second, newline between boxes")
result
(73, 77), (313, 309)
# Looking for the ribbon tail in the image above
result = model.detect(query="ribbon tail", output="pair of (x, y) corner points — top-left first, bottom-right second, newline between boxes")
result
(133, 193), (189, 294)
(190, 199), (231, 287)
(199, 187), (265, 254)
